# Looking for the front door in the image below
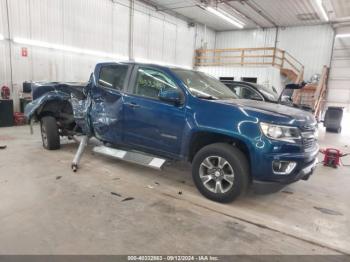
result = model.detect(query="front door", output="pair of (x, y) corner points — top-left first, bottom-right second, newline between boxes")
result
(122, 66), (186, 158)
(90, 63), (130, 144)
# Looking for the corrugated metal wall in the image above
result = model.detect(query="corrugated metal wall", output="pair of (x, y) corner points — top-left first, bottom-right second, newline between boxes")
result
(216, 28), (276, 49)
(195, 24), (216, 49)
(214, 25), (334, 81)
(277, 25), (334, 81)
(0, 0), (336, 111)
(0, 0), (204, 110)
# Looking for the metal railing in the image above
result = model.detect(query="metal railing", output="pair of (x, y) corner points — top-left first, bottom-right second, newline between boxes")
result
(194, 47), (304, 83)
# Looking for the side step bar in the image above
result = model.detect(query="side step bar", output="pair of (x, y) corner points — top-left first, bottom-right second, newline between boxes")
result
(92, 145), (167, 170)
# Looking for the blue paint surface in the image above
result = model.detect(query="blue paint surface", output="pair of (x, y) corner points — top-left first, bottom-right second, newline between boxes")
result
(25, 62), (319, 184)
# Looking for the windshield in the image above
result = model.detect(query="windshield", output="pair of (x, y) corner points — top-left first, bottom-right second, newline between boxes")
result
(251, 83), (279, 101)
(172, 69), (238, 100)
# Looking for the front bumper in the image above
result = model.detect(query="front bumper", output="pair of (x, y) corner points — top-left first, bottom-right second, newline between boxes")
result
(252, 157), (318, 194)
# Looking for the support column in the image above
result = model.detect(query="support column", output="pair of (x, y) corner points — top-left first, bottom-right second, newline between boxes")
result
(128, 0), (135, 61)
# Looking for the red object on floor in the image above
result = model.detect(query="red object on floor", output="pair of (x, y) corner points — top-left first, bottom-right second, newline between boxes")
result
(319, 148), (348, 168)
(13, 112), (26, 126)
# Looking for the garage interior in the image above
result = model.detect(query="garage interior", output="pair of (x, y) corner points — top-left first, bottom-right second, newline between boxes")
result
(0, 0), (350, 257)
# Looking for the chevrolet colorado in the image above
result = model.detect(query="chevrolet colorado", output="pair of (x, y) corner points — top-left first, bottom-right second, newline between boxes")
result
(25, 62), (319, 202)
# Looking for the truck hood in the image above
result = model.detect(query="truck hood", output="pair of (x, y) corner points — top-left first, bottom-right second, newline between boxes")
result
(216, 99), (317, 127)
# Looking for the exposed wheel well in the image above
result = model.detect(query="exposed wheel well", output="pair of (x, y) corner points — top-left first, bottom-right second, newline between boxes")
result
(188, 132), (251, 167)
(37, 100), (77, 134)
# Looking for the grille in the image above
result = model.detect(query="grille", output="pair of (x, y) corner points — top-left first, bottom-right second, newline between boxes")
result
(303, 137), (316, 149)
(301, 126), (318, 149)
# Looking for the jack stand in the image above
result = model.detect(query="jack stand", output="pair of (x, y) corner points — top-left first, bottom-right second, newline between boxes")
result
(71, 135), (90, 172)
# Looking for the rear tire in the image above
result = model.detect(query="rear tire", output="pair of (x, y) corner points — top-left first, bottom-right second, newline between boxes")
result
(192, 143), (249, 203)
(40, 116), (60, 150)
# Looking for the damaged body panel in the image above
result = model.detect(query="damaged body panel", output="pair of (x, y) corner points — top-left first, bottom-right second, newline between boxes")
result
(24, 82), (91, 136)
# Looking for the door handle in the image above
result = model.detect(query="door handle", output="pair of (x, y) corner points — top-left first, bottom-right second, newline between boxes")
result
(125, 102), (141, 109)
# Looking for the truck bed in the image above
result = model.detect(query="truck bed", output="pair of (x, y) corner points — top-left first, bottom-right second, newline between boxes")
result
(31, 82), (87, 100)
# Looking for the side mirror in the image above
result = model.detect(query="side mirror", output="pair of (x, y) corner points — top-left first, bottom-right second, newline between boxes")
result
(285, 81), (306, 90)
(285, 83), (301, 90)
(281, 95), (291, 102)
(158, 89), (182, 105)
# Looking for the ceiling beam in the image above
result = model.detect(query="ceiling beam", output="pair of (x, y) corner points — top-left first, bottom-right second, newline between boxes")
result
(136, 0), (196, 24)
(331, 16), (350, 23)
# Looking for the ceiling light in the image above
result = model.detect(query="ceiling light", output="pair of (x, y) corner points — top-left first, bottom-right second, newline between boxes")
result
(315, 0), (329, 21)
(336, 33), (350, 38)
(0, 34), (4, 41)
(13, 37), (129, 60)
(206, 7), (244, 29)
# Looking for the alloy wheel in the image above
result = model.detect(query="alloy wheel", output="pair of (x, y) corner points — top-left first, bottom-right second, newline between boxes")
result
(199, 156), (235, 194)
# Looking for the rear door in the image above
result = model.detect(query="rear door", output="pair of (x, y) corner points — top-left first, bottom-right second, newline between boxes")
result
(122, 66), (186, 158)
(90, 63), (131, 144)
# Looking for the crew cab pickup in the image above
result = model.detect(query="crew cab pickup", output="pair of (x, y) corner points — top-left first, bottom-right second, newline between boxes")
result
(25, 62), (319, 202)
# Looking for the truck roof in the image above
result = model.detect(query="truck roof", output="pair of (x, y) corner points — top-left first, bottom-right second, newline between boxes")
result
(96, 61), (192, 71)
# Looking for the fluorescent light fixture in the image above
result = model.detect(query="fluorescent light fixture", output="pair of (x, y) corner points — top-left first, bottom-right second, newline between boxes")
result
(206, 7), (244, 29)
(13, 37), (129, 60)
(336, 33), (350, 38)
(315, 0), (329, 21)
(0, 34), (4, 41)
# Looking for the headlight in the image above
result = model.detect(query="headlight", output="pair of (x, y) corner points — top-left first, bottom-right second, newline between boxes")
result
(260, 122), (301, 143)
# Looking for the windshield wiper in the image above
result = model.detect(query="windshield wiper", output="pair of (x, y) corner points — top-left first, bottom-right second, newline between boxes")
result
(196, 95), (218, 100)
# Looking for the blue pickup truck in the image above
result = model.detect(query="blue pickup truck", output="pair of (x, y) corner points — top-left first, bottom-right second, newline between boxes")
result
(25, 62), (319, 202)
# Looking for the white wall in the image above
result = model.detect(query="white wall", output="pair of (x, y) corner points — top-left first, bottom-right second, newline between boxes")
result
(197, 66), (283, 92)
(213, 25), (334, 81)
(0, 0), (202, 110)
(327, 26), (350, 111)
(195, 24), (216, 50)
(277, 25), (334, 81)
(215, 28), (276, 49)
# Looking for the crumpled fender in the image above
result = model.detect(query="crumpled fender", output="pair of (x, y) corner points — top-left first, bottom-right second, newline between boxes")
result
(24, 91), (70, 121)
(24, 90), (92, 135)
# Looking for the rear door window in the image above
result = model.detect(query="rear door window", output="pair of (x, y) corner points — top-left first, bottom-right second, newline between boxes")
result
(98, 65), (129, 91)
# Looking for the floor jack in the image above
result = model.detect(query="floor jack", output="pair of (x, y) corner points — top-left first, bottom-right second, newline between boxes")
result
(319, 148), (349, 168)
(71, 135), (167, 172)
